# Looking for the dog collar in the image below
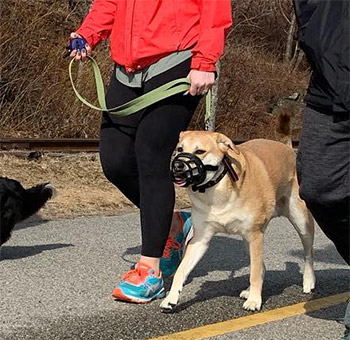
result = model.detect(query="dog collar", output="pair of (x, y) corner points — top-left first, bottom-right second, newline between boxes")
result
(192, 156), (239, 193)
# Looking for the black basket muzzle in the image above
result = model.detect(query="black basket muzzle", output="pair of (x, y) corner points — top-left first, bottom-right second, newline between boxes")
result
(171, 152), (219, 188)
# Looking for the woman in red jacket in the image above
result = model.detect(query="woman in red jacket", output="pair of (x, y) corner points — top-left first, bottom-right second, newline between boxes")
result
(70, 0), (232, 303)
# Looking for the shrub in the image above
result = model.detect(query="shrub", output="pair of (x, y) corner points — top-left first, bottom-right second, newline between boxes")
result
(0, 0), (309, 139)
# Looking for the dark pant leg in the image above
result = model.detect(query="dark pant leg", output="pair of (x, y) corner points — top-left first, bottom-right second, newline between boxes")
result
(297, 105), (350, 264)
(135, 60), (200, 257)
(99, 72), (143, 207)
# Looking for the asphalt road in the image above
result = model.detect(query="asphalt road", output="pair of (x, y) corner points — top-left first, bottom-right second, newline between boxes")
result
(0, 213), (349, 340)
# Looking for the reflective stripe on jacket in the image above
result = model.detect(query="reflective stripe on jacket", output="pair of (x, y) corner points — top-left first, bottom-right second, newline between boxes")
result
(76, 0), (232, 73)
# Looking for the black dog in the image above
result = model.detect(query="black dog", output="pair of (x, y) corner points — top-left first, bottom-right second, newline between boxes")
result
(0, 177), (56, 246)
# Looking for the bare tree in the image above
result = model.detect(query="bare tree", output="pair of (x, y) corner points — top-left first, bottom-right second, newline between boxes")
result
(283, 8), (304, 72)
(205, 62), (221, 131)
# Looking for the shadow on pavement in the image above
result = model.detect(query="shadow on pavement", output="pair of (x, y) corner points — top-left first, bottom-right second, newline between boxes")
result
(305, 301), (347, 322)
(121, 234), (349, 317)
(290, 244), (348, 265)
(122, 235), (248, 286)
(0, 243), (73, 261)
(14, 215), (50, 231)
(172, 261), (349, 313)
(122, 245), (141, 266)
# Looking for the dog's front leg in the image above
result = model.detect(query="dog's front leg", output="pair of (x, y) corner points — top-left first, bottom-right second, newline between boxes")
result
(240, 239), (266, 301)
(160, 228), (213, 312)
(242, 231), (264, 311)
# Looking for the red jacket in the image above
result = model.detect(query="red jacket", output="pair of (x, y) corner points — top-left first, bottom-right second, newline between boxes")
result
(77, 0), (232, 73)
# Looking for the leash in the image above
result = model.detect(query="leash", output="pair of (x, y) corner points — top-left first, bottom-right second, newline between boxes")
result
(69, 56), (212, 124)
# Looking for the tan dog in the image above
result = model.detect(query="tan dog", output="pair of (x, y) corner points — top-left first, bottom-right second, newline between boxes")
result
(160, 119), (315, 312)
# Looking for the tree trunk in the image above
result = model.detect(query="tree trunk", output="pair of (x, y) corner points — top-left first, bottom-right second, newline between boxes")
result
(284, 11), (296, 65)
(205, 61), (221, 131)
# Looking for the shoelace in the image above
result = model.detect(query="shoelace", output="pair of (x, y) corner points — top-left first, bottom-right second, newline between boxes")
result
(162, 237), (182, 259)
(122, 268), (140, 280)
(122, 265), (153, 282)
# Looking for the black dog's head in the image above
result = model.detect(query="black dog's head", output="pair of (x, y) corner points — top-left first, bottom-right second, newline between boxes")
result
(0, 177), (25, 246)
(0, 177), (56, 246)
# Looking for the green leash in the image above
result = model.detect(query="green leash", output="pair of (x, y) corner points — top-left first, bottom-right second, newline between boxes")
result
(69, 56), (212, 122)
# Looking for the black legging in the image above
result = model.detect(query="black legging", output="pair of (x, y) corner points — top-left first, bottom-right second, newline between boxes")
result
(297, 106), (350, 265)
(100, 59), (200, 257)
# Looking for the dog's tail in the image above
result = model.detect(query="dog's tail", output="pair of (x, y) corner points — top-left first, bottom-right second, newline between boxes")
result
(22, 183), (56, 220)
(275, 112), (292, 148)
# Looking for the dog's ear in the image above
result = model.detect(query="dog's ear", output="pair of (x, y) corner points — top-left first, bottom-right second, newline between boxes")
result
(215, 133), (240, 156)
(179, 131), (185, 142)
(179, 131), (189, 143)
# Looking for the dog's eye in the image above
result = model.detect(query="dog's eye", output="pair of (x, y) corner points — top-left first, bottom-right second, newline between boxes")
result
(177, 147), (183, 152)
(194, 149), (206, 155)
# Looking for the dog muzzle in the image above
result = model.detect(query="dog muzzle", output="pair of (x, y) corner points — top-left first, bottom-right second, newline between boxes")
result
(170, 152), (219, 188)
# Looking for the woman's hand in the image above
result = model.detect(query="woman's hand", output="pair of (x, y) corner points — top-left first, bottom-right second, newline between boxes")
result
(185, 70), (215, 96)
(69, 32), (92, 62)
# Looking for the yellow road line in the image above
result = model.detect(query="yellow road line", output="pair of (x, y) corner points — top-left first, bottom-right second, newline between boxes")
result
(149, 292), (349, 340)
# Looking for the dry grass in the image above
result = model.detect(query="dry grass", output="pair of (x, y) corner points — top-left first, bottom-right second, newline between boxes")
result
(211, 46), (309, 139)
(191, 0), (310, 139)
(0, 0), (310, 139)
(0, 0), (108, 138)
(0, 0), (308, 220)
(0, 154), (191, 220)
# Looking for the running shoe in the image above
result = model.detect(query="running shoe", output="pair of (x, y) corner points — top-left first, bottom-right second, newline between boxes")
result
(112, 263), (165, 303)
(160, 211), (192, 277)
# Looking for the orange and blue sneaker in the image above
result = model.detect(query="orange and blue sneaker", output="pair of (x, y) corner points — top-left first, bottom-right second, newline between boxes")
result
(112, 263), (165, 303)
(160, 211), (192, 277)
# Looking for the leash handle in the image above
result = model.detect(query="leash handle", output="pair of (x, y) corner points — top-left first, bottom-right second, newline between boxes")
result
(63, 37), (88, 59)
(205, 89), (212, 129)
(69, 56), (212, 119)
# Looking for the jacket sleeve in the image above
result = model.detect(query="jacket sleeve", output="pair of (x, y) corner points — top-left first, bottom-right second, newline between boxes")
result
(191, 0), (233, 72)
(76, 0), (117, 49)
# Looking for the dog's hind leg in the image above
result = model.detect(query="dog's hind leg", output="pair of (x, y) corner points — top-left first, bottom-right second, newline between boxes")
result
(160, 226), (214, 312)
(286, 179), (315, 293)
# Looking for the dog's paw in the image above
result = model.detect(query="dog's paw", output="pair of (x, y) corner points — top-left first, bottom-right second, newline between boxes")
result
(239, 289), (250, 300)
(160, 294), (179, 312)
(303, 270), (316, 294)
(303, 278), (316, 294)
(243, 297), (262, 311)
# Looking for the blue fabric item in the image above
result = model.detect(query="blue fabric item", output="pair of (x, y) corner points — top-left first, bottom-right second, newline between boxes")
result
(70, 38), (87, 52)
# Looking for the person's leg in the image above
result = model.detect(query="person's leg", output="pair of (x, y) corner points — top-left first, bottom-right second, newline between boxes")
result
(99, 70), (143, 207)
(297, 106), (350, 265)
(111, 60), (200, 303)
(135, 59), (200, 272)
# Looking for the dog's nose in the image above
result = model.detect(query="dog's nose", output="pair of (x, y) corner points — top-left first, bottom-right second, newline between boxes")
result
(173, 160), (185, 172)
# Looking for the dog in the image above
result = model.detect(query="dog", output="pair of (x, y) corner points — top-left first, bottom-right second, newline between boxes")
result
(160, 114), (315, 312)
(0, 177), (56, 246)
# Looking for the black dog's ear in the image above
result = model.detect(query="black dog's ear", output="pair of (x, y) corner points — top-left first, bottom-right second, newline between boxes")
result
(215, 133), (240, 156)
